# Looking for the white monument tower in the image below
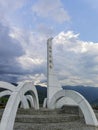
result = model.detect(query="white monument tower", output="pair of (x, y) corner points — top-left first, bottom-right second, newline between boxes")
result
(46, 38), (98, 126)
(47, 38), (62, 107)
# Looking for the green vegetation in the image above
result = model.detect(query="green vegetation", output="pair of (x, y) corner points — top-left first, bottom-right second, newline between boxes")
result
(0, 97), (8, 108)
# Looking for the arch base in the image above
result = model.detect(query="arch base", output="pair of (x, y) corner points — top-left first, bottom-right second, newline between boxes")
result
(48, 90), (98, 126)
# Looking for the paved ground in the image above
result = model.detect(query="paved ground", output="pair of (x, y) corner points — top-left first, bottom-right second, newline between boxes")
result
(1, 108), (98, 130)
(14, 108), (98, 130)
(14, 120), (98, 130)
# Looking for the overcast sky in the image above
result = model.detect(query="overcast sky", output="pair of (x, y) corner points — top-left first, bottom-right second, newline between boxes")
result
(0, 0), (98, 87)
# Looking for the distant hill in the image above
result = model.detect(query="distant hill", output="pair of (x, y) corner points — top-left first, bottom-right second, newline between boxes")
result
(1, 82), (98, 107)
(35, 85), (47, 104)
(62, 85), (98, 106)
(35, 85), (98, 106)
(11, 83), (18, 86)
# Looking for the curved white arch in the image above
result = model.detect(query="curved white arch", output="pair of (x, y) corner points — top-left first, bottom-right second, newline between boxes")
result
(0, 90), (30, 109)
(55, 97), (77, 108)
(49, 90), (98, 126)
(21, 96), (30, 109)
(17, 82), (39, 109)
(0, 90), (11, 98)
(0, 83), (30, 109)
(43, 98), (47, 108)
(20, 95), (34, 108)
(0, 81), (16, 91)
(0, 81), (36, 109)
(0, 82), (39, 130)
(26, 95), (34, 108)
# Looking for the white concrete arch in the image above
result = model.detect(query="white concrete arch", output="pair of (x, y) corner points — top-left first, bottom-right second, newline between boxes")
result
(17, 82), (39, 109)
(20, 95), (34, 108)
(0, 90), (11, 98)
(26, 95), (34, 108)
(43, 98), (47, 108)
(55, 97), (78, 108)
(48, 90), (98, 126)
(0, 82), (29, 109)
(0, 82), (39, 130)
(21, 96), (30, 109)
(0, 90), (30, 109)
(0, 81), (15, 91)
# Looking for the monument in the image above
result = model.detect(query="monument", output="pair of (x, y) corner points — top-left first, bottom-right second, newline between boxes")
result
(47, 38), (62, 107)
(0, 38), (98, 130)
(46, 37), (98, 126)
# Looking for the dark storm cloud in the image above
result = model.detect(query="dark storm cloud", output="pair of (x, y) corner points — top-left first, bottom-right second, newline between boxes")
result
(0, 74), (18, 83)
(0, 22), (25, 82)
(0, 23), (24, 58)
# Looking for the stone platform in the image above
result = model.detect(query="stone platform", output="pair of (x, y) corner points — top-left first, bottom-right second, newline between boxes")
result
(0, 108), (98, 130)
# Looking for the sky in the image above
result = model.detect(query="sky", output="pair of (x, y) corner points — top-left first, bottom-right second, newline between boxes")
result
(0, 0), (98, 87)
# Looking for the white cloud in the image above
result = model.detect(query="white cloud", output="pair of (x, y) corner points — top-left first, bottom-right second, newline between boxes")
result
(1, 19), (98, 87)
(0, 0), (28, 26)
(0, 0), (26, 11)
(10, 27), (47, 59)
(17, 73), (46, 85)
(32, 0), (70, 23)
(9, 28), (98, 86)
(8, 27), (47, 82)
(0, 0), (98, 87)
(36, 23), (54, 37)
(53, 31), (98, 87)
(18, 56), (44, 70)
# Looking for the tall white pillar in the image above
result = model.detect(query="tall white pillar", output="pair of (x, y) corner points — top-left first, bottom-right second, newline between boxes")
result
(47, 38), (62, 107)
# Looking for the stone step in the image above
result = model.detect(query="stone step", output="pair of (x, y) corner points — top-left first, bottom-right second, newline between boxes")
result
(0, 106), (80, 116)
(0, 108), (63, 120)
(17, 107), (80, 115)
(17, 108), (61, 115)
(1, 108), (94, 130)
(14, 119), (87, 130)
(15, 114), (80, 123)
(0, 108), (97, 130)
(15, 108), (80, 130)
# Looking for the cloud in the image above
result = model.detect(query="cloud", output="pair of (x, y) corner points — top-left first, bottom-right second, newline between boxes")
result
(0, 22), (26, 82)
(0, 0), (26, 11)
(1, 23), (98, 87)
(0, 0), (98, 87)
(36, 23), (55, 37)
(0, 0), (28, 26)
(1, 20), (98, 87)
(53, 31), (98, 87)
(0, 27), (45, 83)
(0, 24), (24, 58)
(32, 0), (70, 23)
(6, 27), (48, 83)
